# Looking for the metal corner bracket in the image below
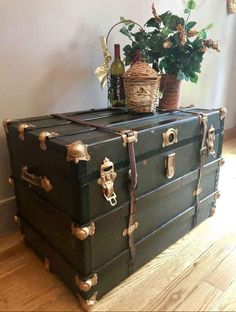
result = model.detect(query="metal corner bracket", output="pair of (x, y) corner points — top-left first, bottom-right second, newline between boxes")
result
(44, 257), (50, 271)
(214, 191), (221, 200)
(18, 123), (36, 140)
(77, 291), (98, 310)
(75, 274), (98, 293)
(66, 140), (91, 163)
(38, 131), (59, 151)
(71, 222), (95, 241)
(2, 119), (12, 134)
(210, 206), (216, 217)
(219, 158), (225, 167)
(219, 107), (227, 120)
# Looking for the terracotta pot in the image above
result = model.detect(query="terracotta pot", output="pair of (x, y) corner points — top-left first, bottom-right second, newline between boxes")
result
(159, 75), (181, 110)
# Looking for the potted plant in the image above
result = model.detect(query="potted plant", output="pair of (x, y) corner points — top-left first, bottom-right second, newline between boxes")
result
(120, 0), (220, 110)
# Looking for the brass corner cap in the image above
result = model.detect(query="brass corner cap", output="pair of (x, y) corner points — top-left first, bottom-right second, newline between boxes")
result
(77, 291), (98, 310)
(75, 273), (98, 292)
(66, 140), (91, 163)
(2, 119), (12, 133)
(220, 107), (227, 120)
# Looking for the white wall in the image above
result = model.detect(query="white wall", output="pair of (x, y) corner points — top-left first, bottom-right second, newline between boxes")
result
(0, 0), (235, 201)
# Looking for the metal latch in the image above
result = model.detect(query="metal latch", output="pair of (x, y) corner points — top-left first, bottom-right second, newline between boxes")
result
(165, 153), (176, 179)
(97, 158), (117, 206)
(206, 125), (216, 157)
(162, 128), (178, 147)
(75, 274), (98, 292)
(123, 222), (139, 236)
(119, 130), (138, 147)
(71, 222), (95, 241)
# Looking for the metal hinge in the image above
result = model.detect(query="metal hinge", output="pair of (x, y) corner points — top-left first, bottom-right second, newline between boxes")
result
(75, 274), (98, 292)
(119, 130), (138, 147)
(97, 158), (117, 207)
(38, 131), (59, 151)
(77, 291), (98, 310)
(123, 222), (139, 237)
(71, 222), (95, 241)
(66, 140), (91, 163)
(18, 123), (36, 140)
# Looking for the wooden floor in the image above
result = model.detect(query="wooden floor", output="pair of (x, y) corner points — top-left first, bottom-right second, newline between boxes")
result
(0, 138), (236, 311)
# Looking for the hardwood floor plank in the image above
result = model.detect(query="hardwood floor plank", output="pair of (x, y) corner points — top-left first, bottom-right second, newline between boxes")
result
(210, 277), (236, 311)
(206, 248), (236, 291)
(175, 281), (222, 311)
(141, 235), (236, 312)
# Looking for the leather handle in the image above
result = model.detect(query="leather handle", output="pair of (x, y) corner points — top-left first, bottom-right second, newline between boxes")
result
(21, 166), (53, 192)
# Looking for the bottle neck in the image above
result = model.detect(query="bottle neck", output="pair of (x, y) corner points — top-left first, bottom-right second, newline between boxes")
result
(114, 44), (121, 60)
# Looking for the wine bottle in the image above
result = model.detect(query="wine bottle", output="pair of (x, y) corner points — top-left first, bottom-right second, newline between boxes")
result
(108, 44), (125, 107)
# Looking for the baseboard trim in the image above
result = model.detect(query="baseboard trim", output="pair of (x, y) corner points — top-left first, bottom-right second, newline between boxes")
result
(0, 197), (17, 238)
(224, 127), (236, 141)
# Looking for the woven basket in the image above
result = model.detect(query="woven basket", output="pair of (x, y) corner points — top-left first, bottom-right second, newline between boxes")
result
(123, 62), (161, 113)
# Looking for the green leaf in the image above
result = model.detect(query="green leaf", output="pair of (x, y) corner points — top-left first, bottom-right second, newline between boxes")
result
(186, 21), (197, 31)
(184, 8), (191, 14)
(120, 16), (132, 25)
(174, 33), (182, 46)
(206, 23), (214, 30)
(128, 23), (135, 31)
(123, 44), (133, 53)
(119, 27), (130, 38)
(177, 70), (188, 81)
(187, 0), (196, 10)
(190, 72), (198, 83)
(198, 30), (207, 39)
(145, 17), (160, 28)
(192, 38), (203, 49)
(161, 26), (171, 38)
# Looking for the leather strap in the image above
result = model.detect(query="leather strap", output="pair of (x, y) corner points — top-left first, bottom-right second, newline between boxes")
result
(193, 114), (208, 226)
(157, 108), (210, 226)
(53, 113), (125, 134)
(53, 113), (138, 268)
(127, 133), (138, 272)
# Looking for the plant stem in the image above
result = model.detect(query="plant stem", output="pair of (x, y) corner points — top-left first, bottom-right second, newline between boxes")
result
(185, 11), (191, 29)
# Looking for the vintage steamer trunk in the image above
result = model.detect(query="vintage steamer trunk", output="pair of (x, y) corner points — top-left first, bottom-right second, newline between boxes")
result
(3, 107), (226, 309)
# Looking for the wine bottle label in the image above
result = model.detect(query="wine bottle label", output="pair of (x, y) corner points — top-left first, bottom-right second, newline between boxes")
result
(108, 75), (125, 107)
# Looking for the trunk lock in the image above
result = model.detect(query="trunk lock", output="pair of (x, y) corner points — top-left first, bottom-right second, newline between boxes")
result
(206, 125), (216, 157)
(97, 158), (117, 206)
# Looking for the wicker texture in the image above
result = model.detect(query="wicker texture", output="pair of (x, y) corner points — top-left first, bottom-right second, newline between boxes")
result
(124, 62), (161, 113)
